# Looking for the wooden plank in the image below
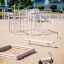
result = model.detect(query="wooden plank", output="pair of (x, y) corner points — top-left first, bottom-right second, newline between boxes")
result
(16, 48), (35, 60)
(0, 45), (11, 52)
(25, 38), (54, 44)
(0, 45), (35, 60)
(0, 52), (16, 59)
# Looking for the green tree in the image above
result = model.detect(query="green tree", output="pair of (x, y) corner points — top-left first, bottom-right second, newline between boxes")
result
(20, 0), (32, 7)
(9, 0), (19, 7)
(9, 0), (32, 8)
(50, 4), (57, 10)
(37, 6), (44, 10)
(17, 5), (24, 9)
(62, 7), (64, 10)
(27, 5), (33, 9)
(0, 0), (4, 6)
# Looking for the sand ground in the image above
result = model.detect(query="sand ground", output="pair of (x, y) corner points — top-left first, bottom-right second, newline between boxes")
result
(0, 18), (64, 64)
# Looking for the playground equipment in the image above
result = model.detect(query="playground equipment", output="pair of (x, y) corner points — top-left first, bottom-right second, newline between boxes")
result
(26, 9), (43, 35)
(8, 9), (43, 35)
(8, 8), (58, 36)
(0, 45), (35, 60)
(8, 9), (59, 45)
(39, 53), (53, 64)
(8, 9), (51, 35)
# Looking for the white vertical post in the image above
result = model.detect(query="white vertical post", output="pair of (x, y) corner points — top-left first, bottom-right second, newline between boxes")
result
(13, 2), (16, 32)
(8, 12), (10, 32)
(13, 13), (15, 32)
(30, 14), (32, 35)
(40, 12), (42, 34)
(19, 10), (21, 32)
(26, 8), (28, 16)
(4, 9), (5, 19)
(35, 13), (37, 35)
(37, 12), (39, 35)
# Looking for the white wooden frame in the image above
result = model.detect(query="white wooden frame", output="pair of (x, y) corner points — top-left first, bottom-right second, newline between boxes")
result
(0, 45), (35, 60)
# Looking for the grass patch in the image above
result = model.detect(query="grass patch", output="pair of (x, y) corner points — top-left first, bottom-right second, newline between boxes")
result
(0, 12), (3, 17)
(45, 12), (63, 14)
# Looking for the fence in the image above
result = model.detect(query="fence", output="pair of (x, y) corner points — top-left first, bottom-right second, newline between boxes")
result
(42, 13), (64, 19)
(1, 9), (64, 19)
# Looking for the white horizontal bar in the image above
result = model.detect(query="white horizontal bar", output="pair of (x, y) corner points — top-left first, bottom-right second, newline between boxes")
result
(0, 52), (16, 57)
(25, 38), (54, 44)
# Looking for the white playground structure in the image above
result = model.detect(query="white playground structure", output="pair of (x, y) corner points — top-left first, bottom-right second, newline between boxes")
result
(8, 9), (49, 35)
(0, 8), (58, 39)
(7, 9), (58, 38)
(7, 9), (59, 48)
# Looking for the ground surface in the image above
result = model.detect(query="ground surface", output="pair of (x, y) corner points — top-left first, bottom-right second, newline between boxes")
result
(0, 18), (64, 64)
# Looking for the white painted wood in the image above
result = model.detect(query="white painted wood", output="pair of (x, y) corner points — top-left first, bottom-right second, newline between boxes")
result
(11, 44), (35, 49)
(0, 45), (35, 60)
(40, 57), (52, 62)
(25, 38), (54, 44)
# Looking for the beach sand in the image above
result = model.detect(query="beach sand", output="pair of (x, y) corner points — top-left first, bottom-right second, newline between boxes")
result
(0, 18), (64, 64)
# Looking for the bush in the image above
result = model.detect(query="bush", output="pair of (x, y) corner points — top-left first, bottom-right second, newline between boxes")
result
(17, 5), (24, 9)
(27, 5), (33, 9)
(50, 4), (57, 10)
(37, 6), (44, 10)
(62, 7), (64, 10)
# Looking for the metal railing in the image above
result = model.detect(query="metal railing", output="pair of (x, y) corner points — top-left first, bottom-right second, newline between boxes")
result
(42, 13), (64, 19)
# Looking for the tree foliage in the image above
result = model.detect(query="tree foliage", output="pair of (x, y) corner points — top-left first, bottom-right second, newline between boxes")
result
(20, 0), (32, 7)
(50, 4), (57, 10)
(9, 0), (32, 8)
(37, 6), (44, 10)
(27, 5), (33, 9)
(17, 5), (24, 9)
(62, 7), (64, 10)
(0, 0), (4, 6)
